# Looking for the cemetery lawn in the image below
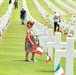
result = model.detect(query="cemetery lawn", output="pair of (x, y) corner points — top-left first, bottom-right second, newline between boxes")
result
(0, 0), (76, 75)
(0, 0), (9, 17)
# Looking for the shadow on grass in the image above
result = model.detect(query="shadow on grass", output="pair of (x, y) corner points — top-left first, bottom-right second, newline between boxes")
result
(11, 60), (26, 62)
(37, 69), (54, 73)
(11, 60), (34, 63)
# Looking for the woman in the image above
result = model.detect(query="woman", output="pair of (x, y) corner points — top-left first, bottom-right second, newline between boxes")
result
(25, 20), (38, 62)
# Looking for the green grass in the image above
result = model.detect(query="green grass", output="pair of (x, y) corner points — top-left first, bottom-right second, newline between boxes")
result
(37, 0), (53, 15)
(0, 0), (54, 75)
(49, 0), (72, 22)
(0, 0), (9, 17)
(0, 0), (76, 75)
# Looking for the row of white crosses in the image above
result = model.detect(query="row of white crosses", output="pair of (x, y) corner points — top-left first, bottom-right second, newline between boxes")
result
(50, 16), (76, 40)
(33, 24), (76, 75)
(54, 37), (76, 75)
(71, 15), (76, 24)
(37, 26), (76, 75)
(44, 0), (66, 17)
(45, 30), (76, 75)
(22, 0), (48, 33)
(50, 17), (69, 30)
(23, 0), (52, 41)
(22, 0), (56, 54)
(36, 28), (65, 53)
(23, 0), (50, 39)
(50, 17), (71, 34)
(20, 1), (76, 75)
(68, 23), (76, 41)
(39, 29), (56, 53)
(31, 20), (76, 75)
(44, 0), (70, 30)
(21, 6), (54, 53)
(37, 24), (76, 54)
(44, 0), (76, 35)
(21, 0), (76, 45)
(16, 1), (76, 75)
(55, 0), (76, 24)
(0, 2), (14, 37)
(74, 23), (76, 41)
(47, 32), (66, 59)
(22, 0), (40, 23)
(33, 0), (48, 19)
(23, 0), (47, 28)
(22, 0), (38, 22)
(44, 25), (76, 57)
(22, 0), (31, 21)
(66, 0), (76, 7)
(26, 0), (76, 41)
(55, 0), (76, 14)
(23, 0), (76, 37)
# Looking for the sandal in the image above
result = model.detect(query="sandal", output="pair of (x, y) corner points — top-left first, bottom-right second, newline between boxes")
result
(25, 59), (31, 62)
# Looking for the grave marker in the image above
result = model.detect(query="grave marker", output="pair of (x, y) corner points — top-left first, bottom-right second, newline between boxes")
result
(54, 37), (76, 75)
(74, 23), (76, 41)
(47, 32), (66, 59)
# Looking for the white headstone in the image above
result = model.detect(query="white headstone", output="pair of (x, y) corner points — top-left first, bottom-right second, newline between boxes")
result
(54, 37), (76, 75)
(39, 29), (55, 52)
(0, 26), (2, 36)
(48, 29), (55, 42)
(74, 23), (76, 41)
(47, 32), (66, 59)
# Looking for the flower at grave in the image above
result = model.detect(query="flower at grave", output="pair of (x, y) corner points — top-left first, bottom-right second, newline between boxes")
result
(68, 32), (72, 37)
(54, 63), (65, 75)
(46, 52), (51, 63)
(46, 21), (48, 24)
(59, 29), (62, 33)
(41, 15), (44, 19)
(64, 30), (67, 35)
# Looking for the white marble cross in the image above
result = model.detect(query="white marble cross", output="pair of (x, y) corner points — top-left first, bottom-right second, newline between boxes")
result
(39, 29), (55, 52)
(48, 29), (55, 42)
(0, 19), (2, 36)
(47, 32), (66, 59)
(54, 37), (76, 75)
(0, 27), (2, 36)
(74, 23), (76, 41)
(37, 26), (48, 52)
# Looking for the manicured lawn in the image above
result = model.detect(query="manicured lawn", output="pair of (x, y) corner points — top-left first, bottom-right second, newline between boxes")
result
(0, 0), (76, 75)
(0, 0), (9, 17)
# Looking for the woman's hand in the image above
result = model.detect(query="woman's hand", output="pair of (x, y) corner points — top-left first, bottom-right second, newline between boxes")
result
(31, 43), (34, 45)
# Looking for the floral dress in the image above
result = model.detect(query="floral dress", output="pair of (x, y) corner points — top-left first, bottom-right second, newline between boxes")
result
(25, 29), (36, 53)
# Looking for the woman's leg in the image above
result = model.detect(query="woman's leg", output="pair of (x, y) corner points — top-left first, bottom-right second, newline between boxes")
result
(57, 24), (60, 31)
(31, 52), (37, 62)
(54, 22), (57, 32)
(31, 52), (35, 59)
(25, 52), (29, 60)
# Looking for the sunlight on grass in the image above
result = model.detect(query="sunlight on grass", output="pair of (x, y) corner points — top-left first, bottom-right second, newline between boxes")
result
(0, 0), (9, 17)
(0, 0), (76, 75)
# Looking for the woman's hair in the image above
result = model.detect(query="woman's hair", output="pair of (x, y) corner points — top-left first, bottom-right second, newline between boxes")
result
(27, 20), (35, 26)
